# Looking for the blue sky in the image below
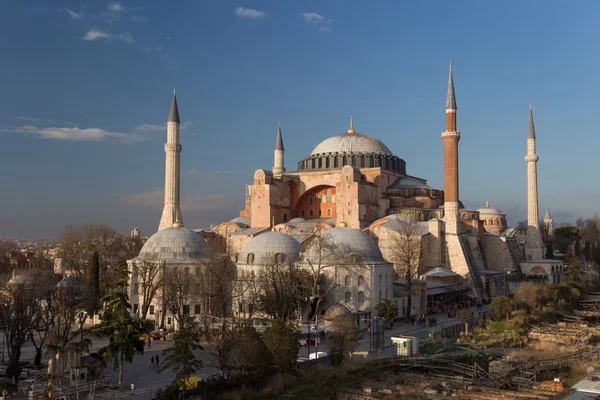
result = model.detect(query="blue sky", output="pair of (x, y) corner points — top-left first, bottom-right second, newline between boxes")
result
(1, 0), (599, 238)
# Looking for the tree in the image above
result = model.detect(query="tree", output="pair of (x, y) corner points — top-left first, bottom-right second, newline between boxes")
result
(458, 309), (472, 335)
(384, 216), (424, 317)
(326, 315), (360, 366)
(159, 317), (204, 392)
(376, 299), (398, 327)
(163, 267), (195, 328)
(85, 252), (101, 319)
(262, 319), (300, 375)
(0, 271), (45, 381)
(490, 296), (514, 321)
(545, 242), (554, 260)
(514, 282), (550, 312)
(132, 261), (163, 319)
(554, 226), (583, 258)
(256, 258), (310, 321)
(92, 263), (150, 385)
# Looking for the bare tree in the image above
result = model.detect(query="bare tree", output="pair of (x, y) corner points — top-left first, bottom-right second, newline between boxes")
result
(385, 217), (424, 317)
(0, 270), (48, 381)
(163, 267), (196, 327)
(256, 256), (310, 321)
(132, 261), (163, 319)
(57, 223), (124, 276)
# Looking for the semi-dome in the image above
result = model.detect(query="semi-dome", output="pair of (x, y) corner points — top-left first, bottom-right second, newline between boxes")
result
(310, 132), (393, 156)
(239, 231), (303, 265)
(138, 227), (207, 262)
(305, 227), (386, 264)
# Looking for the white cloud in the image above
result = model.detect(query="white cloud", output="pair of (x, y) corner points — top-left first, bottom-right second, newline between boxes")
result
(302, 12), (324, 23)
(108, 2), (124, 12)
(3, 125), (143, 143)
(83, 29), (134, 44)
(133, 123), (165, 133)
(65, 8), (83, 20)
(141, 45), (152, 52)
(84, 28), (110, 41)
(116, 32), (135, 44)
(234, 7), (266, 19)
(301, 13), (334, 32)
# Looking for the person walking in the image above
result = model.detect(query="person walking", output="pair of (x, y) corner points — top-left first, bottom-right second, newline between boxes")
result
(148, 337), (151, 349)
(155, 354), (160, 368)
(151, 356), (155, 368)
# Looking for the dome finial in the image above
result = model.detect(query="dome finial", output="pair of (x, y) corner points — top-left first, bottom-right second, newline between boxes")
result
(339, 213), (348, 228)
(173, 213), (183, 228)
(485, 200), (489, 208)
(271, 216), (275, 231)
(348, 116), (355, 134)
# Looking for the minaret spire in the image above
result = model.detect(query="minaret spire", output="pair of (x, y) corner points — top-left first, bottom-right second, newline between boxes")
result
(446, 61), (457, 111)
(158, 90), (184, 231)
(524, 103), (543, 260)
(273, 121), (286, 175)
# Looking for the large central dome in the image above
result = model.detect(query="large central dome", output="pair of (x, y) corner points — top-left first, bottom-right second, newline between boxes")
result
(297, 120), (406, 173)
(310, 132), (393, 156)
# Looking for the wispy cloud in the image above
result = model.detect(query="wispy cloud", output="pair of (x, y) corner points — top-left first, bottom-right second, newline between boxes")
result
(302, 12), (324, 23)
(234, 7), (266, 19)
(83, 28), (135, 43)
(301, 12), (334, 31)
(120, 190), (240, 213)
(108, 2), (124, 12)
(2, 125), (143, 143)
(133, 123), (165, 133)
(116, 32), (135, 44)
(17, 116), (57, 123)
(65, 8), (83, 20)
(84, 28), (110, 41)
(102, 2), (126, 23)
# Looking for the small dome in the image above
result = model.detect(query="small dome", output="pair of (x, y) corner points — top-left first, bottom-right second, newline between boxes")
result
(388, 176), (431, 190)
(477, 205), (504, 215)
(288, 217), (306, 224)
(230, 216), (247, 227)
(239, 231), (303, 265)
(56, 276), (85, 289)
(7, 274), (33, 286)
(310, 132), (393, 156)
(305, 227), (385, 264)
(138, 227), (207, 262)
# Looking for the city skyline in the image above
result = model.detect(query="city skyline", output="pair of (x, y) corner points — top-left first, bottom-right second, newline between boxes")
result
(2, 1), (599, 238)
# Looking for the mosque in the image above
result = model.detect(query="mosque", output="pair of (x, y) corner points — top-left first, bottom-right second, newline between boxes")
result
(127, 64), (564, 330)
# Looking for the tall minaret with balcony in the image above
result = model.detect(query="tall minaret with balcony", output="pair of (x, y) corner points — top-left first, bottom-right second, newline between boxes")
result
(442, 62), (461, 235)
(158, 89), (184, 231)
(524, 103), (544, 260)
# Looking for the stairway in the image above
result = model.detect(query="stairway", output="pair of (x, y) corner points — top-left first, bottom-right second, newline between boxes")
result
(458, 234), (486, 301)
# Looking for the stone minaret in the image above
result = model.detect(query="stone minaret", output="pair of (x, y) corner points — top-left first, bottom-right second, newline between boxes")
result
(442, 61), (461, 235)
(273, 121), (285, 175)
(158, 89), (184, 231)
(544, 208), (553, 238)
(524, 103), (544, 260)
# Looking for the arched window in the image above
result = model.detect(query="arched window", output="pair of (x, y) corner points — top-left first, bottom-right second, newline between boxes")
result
(385, 289), (389, 299)
(378, 290), (382, 302)
(472, 214), (475, 219)
(379, 275), (382, 286)
(247, 253), (254, 264)
(385, 274), (388, 285)
(309, 209), (314, 217)
(345, 291), (352, 304)
(275, 253), (284, 264)
(309, 197), (314, 205)
(317, 209), (322, 217)
(326, 208), (332, 217)
(326, 189), (332, 203)
(301, 210), (305, 217)
(358, 291), (365, 304)
(358, 275), (364, 286)
(344, 275), (351, 286)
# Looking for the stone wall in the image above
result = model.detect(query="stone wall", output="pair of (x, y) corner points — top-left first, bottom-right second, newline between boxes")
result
(484, 235), (518, 272)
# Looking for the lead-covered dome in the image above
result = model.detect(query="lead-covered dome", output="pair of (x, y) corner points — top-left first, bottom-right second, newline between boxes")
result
(239, 231), (303, 265)
(304, 227), (386, 264)
(310, 132), (393, 156)
(138, 227), (207, 262)
(297, 122), (406, 174)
